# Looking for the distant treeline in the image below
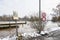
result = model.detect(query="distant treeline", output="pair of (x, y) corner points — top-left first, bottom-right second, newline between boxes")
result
(0, 15), (13, 21)
(52, 16), (60, 22)
(0, 15), (41, 21)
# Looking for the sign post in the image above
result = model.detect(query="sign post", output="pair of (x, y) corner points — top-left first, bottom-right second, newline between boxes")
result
(41, 12), (46, 31)
(13, 11), (19, 40)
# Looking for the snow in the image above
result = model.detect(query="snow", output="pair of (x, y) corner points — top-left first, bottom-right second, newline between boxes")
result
(40, 21), (60, 35)
(0, 36), (9, 40)
(22, 32), (41, 38)
(44, 21), (59, 33)
(18, 22), (37, 33)
(0, 35), (16, 40)
(0, 32), (40, 40)
(40, 31), (45, 34)
(0, 21), (60, 40)
(44, 21), (58, 31)
(19, 22), (41, 38)
(47, 27), (60, 33)
(0, 21), (39, 40)
(43, 21), (60, 37)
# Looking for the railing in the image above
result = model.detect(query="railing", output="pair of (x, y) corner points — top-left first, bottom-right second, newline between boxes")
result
(0, 21), (26, 25)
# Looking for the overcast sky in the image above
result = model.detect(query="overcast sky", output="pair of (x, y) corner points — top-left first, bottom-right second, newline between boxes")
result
(41, 0), (60, 19)
(41, 0), (60, 14)
(0, 0), (60, 18)
(0, 0), (39, 18)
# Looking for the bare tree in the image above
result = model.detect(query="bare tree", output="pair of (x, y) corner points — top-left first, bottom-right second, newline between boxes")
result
(52, 4), (60, 22)
(29, 13), (42, 33)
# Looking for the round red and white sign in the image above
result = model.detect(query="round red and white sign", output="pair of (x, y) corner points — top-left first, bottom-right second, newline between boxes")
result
(42, 12), (46, 21)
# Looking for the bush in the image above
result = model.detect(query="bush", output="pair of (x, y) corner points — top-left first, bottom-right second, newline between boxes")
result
(52, 17), (57, 22)
(57, 16), (60, 22)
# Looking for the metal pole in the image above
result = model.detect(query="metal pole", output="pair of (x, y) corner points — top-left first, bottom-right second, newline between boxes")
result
(15, 20), (18, 40)
(39, 0), (42, 33)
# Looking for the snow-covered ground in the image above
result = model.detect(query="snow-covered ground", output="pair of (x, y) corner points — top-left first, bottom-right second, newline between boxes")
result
(0, 21), (39, 40)
(44, 21), (58, 31)
(41, 21), (59, 34)
(43, 21), (59, 33)
(41, 21), (60, 40)
(18, 22), (41, 38)
(0, 21), (60, 40)
(18, 22), (37, 33)
(41, 21), (60, 36)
